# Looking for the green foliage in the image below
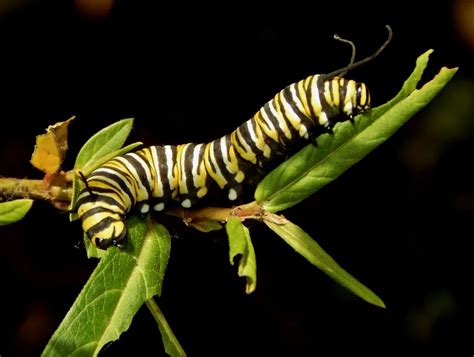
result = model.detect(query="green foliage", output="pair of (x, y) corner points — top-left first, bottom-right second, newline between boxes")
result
(42, 216), (171, 356)
(265, 219), (385, 307)
(0, 199), (33, 226)
(74, 118), (135, 172)
(41, 50), (457, 355)
(226, 217), (257, 294)
(146, 299), (186, 357)
(255, 50), (458, 212)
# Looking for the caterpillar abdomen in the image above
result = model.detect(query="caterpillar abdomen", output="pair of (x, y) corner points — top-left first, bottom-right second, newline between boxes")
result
(77, 75), (371, 249)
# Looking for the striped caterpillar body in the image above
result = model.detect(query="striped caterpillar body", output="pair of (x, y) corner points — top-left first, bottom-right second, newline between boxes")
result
(76, 75), (371, 249)
(75, 21), (395, 250)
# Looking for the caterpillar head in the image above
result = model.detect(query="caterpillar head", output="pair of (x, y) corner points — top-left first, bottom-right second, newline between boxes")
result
(353, 82), (371, 113)
(88, 218), (127, 250)
(340, 80), (371, 119)
(77, 200), (127, 250)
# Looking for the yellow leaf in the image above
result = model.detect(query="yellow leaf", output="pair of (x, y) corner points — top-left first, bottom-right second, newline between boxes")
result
(30, 116), (75, 175)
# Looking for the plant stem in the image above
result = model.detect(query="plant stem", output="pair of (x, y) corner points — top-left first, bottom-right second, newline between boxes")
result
(165, 201), (265, 224)
(0, 176), (274, 224)
(0, 177), (72, 209)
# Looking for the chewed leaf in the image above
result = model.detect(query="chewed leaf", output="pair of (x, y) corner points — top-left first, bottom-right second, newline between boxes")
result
(226, 217), (257, 294)
(30, 116), (75, 175)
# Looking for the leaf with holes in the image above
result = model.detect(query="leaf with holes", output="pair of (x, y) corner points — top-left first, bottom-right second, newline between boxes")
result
(226, 217), (257, 294)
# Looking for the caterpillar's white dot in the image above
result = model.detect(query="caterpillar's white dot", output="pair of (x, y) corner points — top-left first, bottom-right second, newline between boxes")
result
(228, 188), (237, 201)
(140, 204), (150, 214)
(181, 199), (192, 208)
(153, 203), (165, 212)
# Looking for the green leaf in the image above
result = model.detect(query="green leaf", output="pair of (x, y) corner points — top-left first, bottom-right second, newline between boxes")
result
(0, 199), (33, 226)
(255, 50), (458, 212)
(74, 118), (134, 170)
(146, 299), (186, 357)
(78, 141), (143, 178)
(42, 216), (171, 356)
(265, 218), (385, 308)
(226, 217), (257, 294)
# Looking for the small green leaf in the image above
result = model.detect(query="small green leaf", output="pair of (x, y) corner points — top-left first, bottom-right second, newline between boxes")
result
(146, 299), (186, 357)
(74, 118), (135, 170)
(0, 199), (33, 226)
(226, 217), (257, 294)
(78, 141), (143, 178)
(265, 218), (385, 308)
(255, 50), (458, 212)
(42, 216), (171, 356)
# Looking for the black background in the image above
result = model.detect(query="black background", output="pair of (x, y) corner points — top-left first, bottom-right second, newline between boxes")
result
(0, 0), (473, 356)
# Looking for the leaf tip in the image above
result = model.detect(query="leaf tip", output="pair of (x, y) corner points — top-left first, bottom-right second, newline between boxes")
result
(121, 117), (135, 127)
(373, 298), (387, 309)
(363, 292), (386, 309)
(245, 281), (256, 294)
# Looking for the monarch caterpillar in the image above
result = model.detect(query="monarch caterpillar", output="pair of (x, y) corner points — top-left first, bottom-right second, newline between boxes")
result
(76, 26), (392, 250)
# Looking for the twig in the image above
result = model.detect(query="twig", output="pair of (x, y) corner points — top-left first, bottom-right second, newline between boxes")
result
(0, 177), (72, 210)
(165, 201), (265, 225)
(1, 176), (286, 227)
